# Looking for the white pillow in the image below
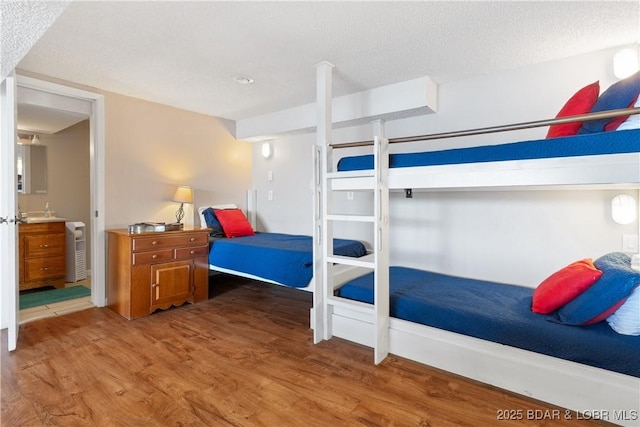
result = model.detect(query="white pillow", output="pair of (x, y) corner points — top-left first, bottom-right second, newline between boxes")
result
(616, 95), (640, 131)
(197, 204), (237, 229)
(606, 286), (640, 335)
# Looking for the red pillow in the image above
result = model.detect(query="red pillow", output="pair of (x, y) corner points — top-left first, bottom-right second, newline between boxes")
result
(213, 208), (254, 238)
(603, 94), (639, 131)
(531, 259), (602, 314)
(546, 81), (600, 139)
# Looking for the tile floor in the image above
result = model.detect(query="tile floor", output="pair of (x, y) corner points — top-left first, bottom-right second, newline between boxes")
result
(19, 278), (94, 325)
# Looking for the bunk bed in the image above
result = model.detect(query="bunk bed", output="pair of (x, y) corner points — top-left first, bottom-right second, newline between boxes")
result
(198, 205), (368, 290)
(312, 62), (640, 424)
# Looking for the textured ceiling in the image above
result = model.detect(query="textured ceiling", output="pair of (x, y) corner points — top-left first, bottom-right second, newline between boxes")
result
(0, 0), (70, 80)
(11, 1), (640, 122)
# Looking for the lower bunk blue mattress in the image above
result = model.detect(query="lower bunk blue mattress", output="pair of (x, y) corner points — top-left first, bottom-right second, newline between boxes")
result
(336, 266), (640, 377)
(209, 232), (367, 288)
(336, 128), (640, 171)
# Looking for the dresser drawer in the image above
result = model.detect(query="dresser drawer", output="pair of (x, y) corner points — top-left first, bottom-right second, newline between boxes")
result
(132, 249), (174, 265)
(175, 245), (208, 260)
(132, 233), (208, 252)
(24, 233), (65, 258)
(24, 256), (65, 281)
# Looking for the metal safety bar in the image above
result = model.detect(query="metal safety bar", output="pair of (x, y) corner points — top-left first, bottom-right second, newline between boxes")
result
(330, 107), (640, 149)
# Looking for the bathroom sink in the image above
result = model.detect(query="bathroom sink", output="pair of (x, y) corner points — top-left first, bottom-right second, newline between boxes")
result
(24, 217), (67, 223)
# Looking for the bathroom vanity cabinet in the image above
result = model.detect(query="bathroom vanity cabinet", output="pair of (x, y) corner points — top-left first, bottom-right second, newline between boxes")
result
(19, 221), (67, 291)
(106, 228), (209, 320)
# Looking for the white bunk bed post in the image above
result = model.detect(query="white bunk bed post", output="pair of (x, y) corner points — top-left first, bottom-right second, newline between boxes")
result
(372, 121), (390, 364)
(313, 60), (334, 343)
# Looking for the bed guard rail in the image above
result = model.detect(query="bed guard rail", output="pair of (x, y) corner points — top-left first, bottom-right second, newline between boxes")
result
(330, 107), (640, 149)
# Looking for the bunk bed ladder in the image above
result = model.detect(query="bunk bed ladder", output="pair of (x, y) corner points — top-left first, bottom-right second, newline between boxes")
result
(313, 62), (390, 364)
(371, 123), (390, 364)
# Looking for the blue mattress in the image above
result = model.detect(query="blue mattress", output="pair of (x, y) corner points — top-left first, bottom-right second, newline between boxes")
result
(209, 232), (367, 288)
(337, 129), (640, 171)
(336, 266), (640, 377)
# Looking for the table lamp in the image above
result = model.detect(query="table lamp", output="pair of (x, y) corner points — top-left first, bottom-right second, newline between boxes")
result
(172, 186), (193, 225)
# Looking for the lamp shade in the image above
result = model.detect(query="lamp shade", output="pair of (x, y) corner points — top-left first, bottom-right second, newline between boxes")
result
(173, 186), (193, 204)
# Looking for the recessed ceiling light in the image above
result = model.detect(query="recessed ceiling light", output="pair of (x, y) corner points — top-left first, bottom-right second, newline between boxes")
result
(233, 75), (255, 84)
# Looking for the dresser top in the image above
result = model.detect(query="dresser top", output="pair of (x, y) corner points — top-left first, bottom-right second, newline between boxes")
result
(107, 227), (210, 237)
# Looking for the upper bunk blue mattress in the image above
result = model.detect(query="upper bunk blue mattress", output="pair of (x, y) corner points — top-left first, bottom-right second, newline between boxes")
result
(336, 266), (640, 377)
(209, 232), (367, 288)
(337, 129), (640, 171)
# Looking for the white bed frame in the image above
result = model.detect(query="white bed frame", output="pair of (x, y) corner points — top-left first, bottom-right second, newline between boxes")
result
(312, 62), (640, 425)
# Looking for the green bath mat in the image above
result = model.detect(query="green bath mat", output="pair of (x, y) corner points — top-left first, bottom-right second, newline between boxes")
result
(20, 286), (91, 310)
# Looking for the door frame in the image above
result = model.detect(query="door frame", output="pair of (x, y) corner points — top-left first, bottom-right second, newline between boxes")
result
(16, 75), (106, 308)
(1, 72), (19, 350)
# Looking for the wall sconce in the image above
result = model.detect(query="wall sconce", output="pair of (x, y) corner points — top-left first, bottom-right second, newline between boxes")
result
(172, 185), (193, 225)
(261, 141), (273, 159)
(613, 47), (639, 79)
(612, 194), (637, 225)
(31, 134), (40, 144)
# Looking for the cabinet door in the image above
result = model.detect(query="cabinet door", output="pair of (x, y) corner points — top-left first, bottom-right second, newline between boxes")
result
(149, 260), (194, 312)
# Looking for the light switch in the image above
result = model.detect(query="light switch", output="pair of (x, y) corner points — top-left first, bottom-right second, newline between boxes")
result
(622, 234), (639, 253)
(268, 190), (273, 201)
(268, 170), (273, 181)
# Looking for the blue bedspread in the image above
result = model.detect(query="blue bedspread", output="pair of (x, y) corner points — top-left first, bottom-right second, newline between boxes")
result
(337, 128), (640, 171)
(337, 266), (640, 377)
(209, 232), (367, 288)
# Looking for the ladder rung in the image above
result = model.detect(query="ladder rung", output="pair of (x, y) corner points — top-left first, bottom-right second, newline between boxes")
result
(327, 255), (375, 268)
(327, 171), (374, 179)
(326, 214), (375, 223)
(327, 295), (373, 314)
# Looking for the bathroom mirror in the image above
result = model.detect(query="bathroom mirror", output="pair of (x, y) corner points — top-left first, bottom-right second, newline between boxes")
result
(16, 144), (47, 194)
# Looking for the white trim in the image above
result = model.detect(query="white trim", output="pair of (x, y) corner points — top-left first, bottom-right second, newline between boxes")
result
(1, 72), (19, 350)
(330, 308), (640, 425)
(16, 75), (106, 308)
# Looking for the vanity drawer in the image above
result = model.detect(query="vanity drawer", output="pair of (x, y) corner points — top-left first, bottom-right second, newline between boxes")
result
(24, 256), (65, 281)
(132, 249), (174, 265)
(20, 222), (65, 235)
(175, 245), (208, 260)
(132, 233), (208, 252)
(24, 233), (65, 257)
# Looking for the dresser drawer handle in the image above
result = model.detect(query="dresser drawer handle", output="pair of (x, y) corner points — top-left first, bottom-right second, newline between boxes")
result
(152, 254), (158, 259)
(152, 241), (158, 245)
(190, 250), (195, 255)
(190, 237), (196, 242)
(40, 267), (51, 271)
(39, 244), (51, 248)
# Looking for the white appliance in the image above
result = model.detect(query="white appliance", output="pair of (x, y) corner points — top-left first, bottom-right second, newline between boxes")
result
(65, 221), (87, 282)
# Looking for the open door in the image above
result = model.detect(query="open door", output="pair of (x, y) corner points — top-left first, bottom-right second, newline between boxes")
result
(1, 71), (19, 351)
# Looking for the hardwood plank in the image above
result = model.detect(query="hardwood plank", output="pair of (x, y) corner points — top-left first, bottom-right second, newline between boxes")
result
(2, 275), (614, 426)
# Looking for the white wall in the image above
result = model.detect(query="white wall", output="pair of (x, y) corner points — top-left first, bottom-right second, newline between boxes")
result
(251, 46), (638, 287)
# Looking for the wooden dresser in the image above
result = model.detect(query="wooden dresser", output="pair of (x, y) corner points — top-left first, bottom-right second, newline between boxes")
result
(106, 228), (210, 320)
(19, 221), (67, 291)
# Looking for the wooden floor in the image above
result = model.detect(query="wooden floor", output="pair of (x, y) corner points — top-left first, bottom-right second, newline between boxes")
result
(2, 275), (612, 426)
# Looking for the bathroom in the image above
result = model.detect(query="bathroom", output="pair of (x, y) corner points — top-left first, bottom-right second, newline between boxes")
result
(17, 105), (93, 320)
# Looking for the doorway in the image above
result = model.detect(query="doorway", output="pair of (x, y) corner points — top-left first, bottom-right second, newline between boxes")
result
(16, 120), (93, 322)
(15, 75), (105, 316)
